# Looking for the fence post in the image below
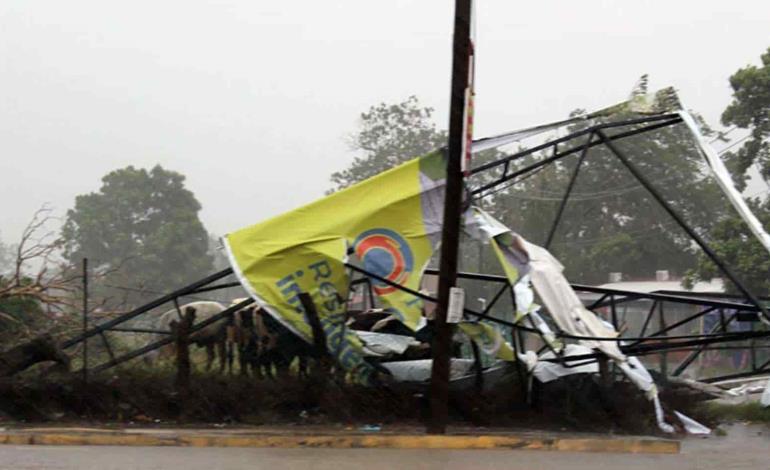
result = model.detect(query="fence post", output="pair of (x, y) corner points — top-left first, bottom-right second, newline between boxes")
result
(470, 340), (484, 393)
(82, 258), (88, 383)
(658, 302), (668, 381)
(510, 328), (529, 404)
(598, 356), (612, 390)
(298, 293), (330, 378)
(172, 307), (195, 401)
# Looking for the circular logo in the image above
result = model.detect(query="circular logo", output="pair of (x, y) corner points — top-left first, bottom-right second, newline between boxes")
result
(353, 229), (414, 295)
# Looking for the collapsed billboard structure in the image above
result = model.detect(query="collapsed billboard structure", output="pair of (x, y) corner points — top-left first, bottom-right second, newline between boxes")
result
(220, 89), (770, 432)
(62, 88), (770, 434)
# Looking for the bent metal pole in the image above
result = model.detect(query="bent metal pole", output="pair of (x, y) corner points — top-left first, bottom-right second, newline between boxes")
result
(428, 0), (473, 435)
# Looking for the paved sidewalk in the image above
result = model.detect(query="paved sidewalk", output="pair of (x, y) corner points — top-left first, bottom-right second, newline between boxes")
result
(0, 424), (679, 453)
(0, 425), (767, 470)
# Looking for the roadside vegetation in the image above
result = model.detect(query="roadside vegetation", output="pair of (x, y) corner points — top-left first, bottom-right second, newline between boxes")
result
(701, 401), (770, 424)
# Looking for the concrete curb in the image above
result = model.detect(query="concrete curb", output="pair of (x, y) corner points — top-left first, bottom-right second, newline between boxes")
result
(0, 429), (679, 453)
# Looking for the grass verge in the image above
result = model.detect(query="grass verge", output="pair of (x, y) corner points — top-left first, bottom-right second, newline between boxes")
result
(700, 401), (770, 424)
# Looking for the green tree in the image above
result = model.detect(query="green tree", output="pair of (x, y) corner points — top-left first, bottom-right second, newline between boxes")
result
(331, 95), (504, 188)
(486, 103), (724, 284)
(61, 165), (214, 307)
(330, 96), (448, 190)
(721, 47), (770, 190)
(683, 49), (770, 296)
(685, 198), (770, 295)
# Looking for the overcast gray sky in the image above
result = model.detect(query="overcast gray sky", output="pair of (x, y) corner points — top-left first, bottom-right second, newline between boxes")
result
(1, 1), (769, 246)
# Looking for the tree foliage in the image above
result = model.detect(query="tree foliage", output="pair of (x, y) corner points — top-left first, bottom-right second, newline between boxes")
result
(332, 90), (725, 286)
(486, 106), (723, 284)
(721, 47), (770, 189)
(683, 47), (770, 296)
(330, 96), (448, 190)
(685, 198), (770, 295)
(61, 165), (213, 307)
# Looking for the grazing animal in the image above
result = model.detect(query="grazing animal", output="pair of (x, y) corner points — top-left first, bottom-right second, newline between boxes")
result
(237, 309), (317, 379)
(147, 301), (229, 371)
(227, 298), (274, 376)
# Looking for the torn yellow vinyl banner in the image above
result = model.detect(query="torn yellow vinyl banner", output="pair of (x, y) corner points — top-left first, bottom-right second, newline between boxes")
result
(473, 208), (623, 360)
(458, 321), (515, 362)
(224, 151), (446, 382)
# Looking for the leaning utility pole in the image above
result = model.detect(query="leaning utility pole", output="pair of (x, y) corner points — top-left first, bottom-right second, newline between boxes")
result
(428, 0), (474, 434)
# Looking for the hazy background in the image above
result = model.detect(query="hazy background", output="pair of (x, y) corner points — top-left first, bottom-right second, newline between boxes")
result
(2, 0), (769, 244)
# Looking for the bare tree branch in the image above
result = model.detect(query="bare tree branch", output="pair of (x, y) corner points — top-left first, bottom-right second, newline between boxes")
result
(0, 205), (132, 344)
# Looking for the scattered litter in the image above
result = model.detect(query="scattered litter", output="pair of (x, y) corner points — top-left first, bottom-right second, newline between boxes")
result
(667, 377), (728, 398)
(380, 359), (474, 382)
(726, 383), (766, 397)
(531, 345), (599, 383)
(674, 411), (711, 435)
(357, 331), (419, 356)
(761, 378), (770, 408)
(653, 395), (674, 433)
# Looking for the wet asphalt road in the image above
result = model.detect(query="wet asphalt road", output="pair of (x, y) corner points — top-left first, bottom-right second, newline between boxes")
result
(0, 424), (767, 470)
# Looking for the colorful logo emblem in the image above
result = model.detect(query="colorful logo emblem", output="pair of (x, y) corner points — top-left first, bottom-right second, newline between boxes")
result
(353, 229), (414, 295)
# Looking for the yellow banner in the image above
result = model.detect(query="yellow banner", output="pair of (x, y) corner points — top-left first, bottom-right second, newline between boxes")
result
(458, 321), (515, 362)
(225, 151), (446, 382)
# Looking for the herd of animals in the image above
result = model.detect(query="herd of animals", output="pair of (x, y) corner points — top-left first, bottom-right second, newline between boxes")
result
(147, 300), (311, 378)
(145, 299), (430, 378)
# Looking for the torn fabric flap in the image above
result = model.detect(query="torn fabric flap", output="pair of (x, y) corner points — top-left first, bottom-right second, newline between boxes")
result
(528, 311), (562, 351)
(532, 345), (599, 383)
(381, 359), (475, 382)
(761, 377), (770, 407)
(458, 321), (515, 361)
(674, 411), (711, 435)
(468, 207), (674, 432)
(470, 87), (680, 154)
(471, 116), (581, 154)
(356, 331), (420, 357)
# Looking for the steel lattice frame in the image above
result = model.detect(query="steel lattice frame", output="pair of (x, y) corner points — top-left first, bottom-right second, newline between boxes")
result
(64, 114), (770, 383)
